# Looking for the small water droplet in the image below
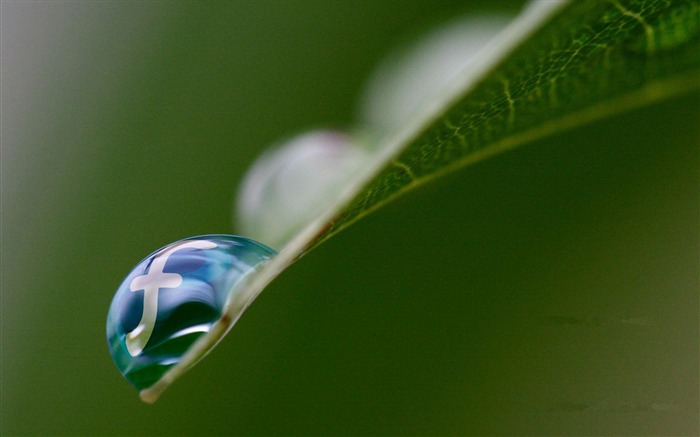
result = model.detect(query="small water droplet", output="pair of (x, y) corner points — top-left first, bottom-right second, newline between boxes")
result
(236, 131), (369, 247)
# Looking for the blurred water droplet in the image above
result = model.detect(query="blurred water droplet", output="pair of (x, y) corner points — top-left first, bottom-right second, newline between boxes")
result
(359, 14), (513, 136)
(236, 131), (370, 247)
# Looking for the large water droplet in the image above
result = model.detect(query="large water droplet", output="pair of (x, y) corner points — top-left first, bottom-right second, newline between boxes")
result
(106, 235), (276, 391)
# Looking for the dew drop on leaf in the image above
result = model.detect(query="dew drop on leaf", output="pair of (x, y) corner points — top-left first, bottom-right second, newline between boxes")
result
(236, 130), (370, 247)
(359, 14), (512, 135)
(106, 235), (276, 391)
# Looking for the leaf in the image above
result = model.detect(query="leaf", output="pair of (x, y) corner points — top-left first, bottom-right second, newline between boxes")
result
(139, 0), (700, 402)
(322, 0), (700, 248)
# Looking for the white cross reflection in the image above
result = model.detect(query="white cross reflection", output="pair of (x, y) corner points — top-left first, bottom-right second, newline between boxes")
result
(126, 239), (216, 356)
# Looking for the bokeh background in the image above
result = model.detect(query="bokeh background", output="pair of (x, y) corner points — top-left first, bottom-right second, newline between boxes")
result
(2, 1), (698, 435)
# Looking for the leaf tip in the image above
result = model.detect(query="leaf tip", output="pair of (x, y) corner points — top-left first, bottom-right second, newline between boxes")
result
(139, 385), (162, 404)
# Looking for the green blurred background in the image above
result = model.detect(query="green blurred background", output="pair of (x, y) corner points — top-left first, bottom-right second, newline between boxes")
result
(2, 1), (698, 435)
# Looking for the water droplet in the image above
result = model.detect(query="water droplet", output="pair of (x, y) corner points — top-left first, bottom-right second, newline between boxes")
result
(106, 235), (276, 391)
(236, 130), (369, 247)
(359, 15), (512, 135)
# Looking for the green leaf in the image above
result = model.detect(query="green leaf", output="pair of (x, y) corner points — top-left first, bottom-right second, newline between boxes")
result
(321, 0), (700, 248)
(140, 0), (700, 402)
